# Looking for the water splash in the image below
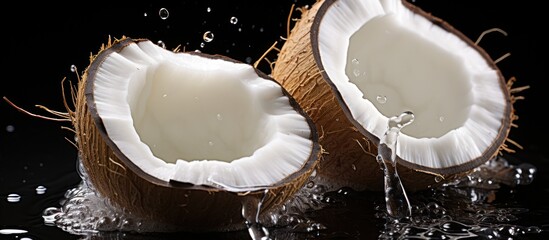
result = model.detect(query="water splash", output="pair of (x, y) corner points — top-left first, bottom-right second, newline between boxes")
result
(242, 190), (271, 240)
(377, 111), (414, 219)
(376, 156), (542, 239)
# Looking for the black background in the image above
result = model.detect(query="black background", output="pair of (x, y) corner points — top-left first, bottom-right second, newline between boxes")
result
(1, 0), (548, 239)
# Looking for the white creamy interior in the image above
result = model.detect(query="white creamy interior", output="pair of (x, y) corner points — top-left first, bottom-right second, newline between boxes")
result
(317, 0), (505, 168)
(91, 40), (313, 188)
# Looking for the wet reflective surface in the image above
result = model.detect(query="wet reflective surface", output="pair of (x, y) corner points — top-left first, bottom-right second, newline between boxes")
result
(1, 0), (548, 239)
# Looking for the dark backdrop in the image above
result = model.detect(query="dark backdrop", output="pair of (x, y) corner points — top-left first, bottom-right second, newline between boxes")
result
(1, 1), (547, 239)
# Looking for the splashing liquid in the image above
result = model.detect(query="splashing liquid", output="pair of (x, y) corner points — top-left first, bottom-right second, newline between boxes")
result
(377, 111), (414, 219)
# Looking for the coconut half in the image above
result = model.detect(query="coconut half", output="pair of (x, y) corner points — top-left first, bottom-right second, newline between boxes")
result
(272, 0), (518, 192)
(71, 37), (320, 231)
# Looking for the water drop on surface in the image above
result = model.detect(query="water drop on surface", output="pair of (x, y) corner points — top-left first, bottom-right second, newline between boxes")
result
(203, 31), (214, 42)
(162, 94), (167, 98)
(439, 116), (445, 122)
(353, 68), (361, 77)
(7, 193), (21, 203)
(5, 125), (14, 132)
(352, 58), (359, 65)
(143, 12), (147, 17)
(200, 42), (205, 48)
(208, 141), (214, 146)
(376, 95), (387, 104)
(70, 64), (77, 72)
(216, 114), (223, 120)
(206, 7), (211, 13)
(36, 186), (47, 195)
(157, 40), (166, 49)
(159, 8), (169, 20)
(245, 57), (252, 64)
(230, 16), (238, 24)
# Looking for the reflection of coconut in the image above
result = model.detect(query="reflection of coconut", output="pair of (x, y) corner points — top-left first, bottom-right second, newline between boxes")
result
(70, 37), (320, 231)
(273, 0), (523, 192)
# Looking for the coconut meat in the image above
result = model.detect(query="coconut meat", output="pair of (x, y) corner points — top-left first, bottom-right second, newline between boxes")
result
(316, 0), (506, 168)
(90, 40), (313, 189)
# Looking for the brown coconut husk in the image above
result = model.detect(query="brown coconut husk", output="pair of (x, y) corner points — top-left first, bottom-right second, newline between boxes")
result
(65, 36), (321, 231)
(271, 0), (525, 193)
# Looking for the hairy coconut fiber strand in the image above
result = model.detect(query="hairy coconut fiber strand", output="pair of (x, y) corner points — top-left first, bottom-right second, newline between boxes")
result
(272, 0), (521, 193)
(70, 37), (320, 231)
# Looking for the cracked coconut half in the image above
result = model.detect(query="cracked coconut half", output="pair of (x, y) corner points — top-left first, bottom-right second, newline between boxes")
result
(272, 0), (523, 192)
(70, 37), (320, 231)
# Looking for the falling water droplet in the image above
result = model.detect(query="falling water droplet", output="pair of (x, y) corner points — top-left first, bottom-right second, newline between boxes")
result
(159, 8), (169, 20)
(217, 114), (223, 120)
(206, 7), (211, 13)
(230, 16), (238, 24)
(200, 42), (206, 48)
(6, 125), (14, 133)
(7, 194), (21, 203)
(376, 95), (387, 104)
(143, 12), (148, 17)
(70, 65), (77, 72)
(203, 31), (214, 42)
(36, 186), (47, 195)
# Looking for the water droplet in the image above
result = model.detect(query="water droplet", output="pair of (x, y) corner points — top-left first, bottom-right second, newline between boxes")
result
(6, 125), (14, 132)
(70, 65), (77, 72)
(143, 12), (147, 17)
(200, 42), (206, 48)
(162, 94), (167, 98)
(159, 8), (169, 20)
(259, 27), (264, 32)
(208, 141), (214, 146)
(352, 58), (359, 65)
(21, 238), (33, 240)
(157, 40), (166, 49)
(230, 16), (238, 24)
(216, 114), (223, 120)
(376, 95), (387, 104)
(206, 7), (211, 13)
(353, 68), (361, 77)
(36, 186), (47, 195)
(245, 57), (252, 64)
(439, 116), (445, 122)
(306, 181), (314, 188)
(203, 31), (214, 42)
(351, 164), (357, 171)
(238, 28), (242, 32)
(0, 229), (28, 234)
(7, 194), (21, 203)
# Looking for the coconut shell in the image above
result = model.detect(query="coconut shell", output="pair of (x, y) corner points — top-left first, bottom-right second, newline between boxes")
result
(272, 0), (518, 192)
(70, 37), (321, 231)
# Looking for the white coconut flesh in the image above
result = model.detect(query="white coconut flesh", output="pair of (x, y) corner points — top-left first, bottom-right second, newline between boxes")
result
(316, 0), (507, 169)
(90, 40), (314, 189)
